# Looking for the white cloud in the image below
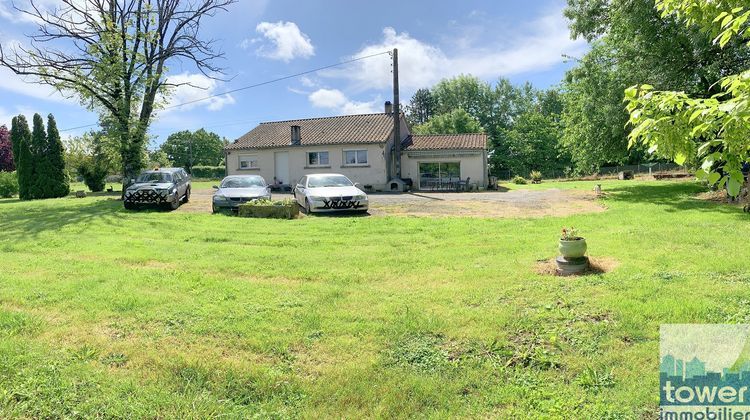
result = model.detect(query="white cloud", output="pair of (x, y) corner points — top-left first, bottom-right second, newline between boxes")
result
(308, 88), (379, 115)
(162, 72), (236, 113)
(0, 66), (73, 104)
(251, 21), (315, 62)
(325, 10), (587, 91)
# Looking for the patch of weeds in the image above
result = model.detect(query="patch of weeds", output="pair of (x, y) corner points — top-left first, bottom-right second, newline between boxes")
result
(306, 330), (324, 341)
(171, 362), (214, 393)
(655, 270), (685, 282)
(110, 295), (142, 312)
(100, 352), (128, 368)
(277, 299), (303, 309)
(201, 236), (231, 243)
(70, 344), (100, 362)
(503, 331), (561, 370)
(386, 333), (450, 373)
(713, 299), (750, 323)
(162, 312), (197, 335)
(576, 365), (615, 393)
(708, 271), (750, 284)
(0, 310), (40, 337)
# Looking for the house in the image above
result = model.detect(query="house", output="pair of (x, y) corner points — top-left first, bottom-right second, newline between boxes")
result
(224, 102), (488, 191)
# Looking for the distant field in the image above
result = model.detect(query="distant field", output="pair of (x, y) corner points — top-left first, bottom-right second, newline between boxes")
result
(0, 179), (747, 417)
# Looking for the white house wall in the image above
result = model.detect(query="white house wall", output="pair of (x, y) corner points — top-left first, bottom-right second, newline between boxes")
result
(226, 143), (391, 190)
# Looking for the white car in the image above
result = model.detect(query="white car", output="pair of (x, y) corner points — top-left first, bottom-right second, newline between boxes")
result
(293, 173), (369, 214)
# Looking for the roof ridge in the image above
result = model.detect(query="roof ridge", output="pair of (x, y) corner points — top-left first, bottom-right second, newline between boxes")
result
(411, 133), (486, 137)
(259, 112), (397, 125)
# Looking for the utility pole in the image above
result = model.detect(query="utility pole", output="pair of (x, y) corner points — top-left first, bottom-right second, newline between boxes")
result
(392, 48), (401, 179)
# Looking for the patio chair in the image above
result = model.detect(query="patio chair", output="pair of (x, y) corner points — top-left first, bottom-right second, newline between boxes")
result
(457, 177), (471, 192)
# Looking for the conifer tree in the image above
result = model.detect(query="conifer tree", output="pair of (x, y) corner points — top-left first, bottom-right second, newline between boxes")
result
(11, 116), (33, 200)
(28, 114), (46, 199)
(45, 114), (69, 197)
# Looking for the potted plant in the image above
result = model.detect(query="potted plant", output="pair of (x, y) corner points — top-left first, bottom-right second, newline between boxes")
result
(559, 227), (587, 259)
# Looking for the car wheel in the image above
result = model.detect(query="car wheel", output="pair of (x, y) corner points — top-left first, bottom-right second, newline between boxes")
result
(124, 201), (136, 211)
(305, 198), (312, 215)
(169, 194), (180, 210)
(184, 187), (191, 203)
(212, 204), (219, 214)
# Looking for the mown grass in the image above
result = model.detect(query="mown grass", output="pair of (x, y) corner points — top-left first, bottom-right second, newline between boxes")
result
(0, 179), (748, 417)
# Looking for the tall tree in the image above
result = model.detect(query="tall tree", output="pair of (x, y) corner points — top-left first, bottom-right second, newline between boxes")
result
(11, 116), (33, 200)
(562, 0), (750, 173)
(626, 0), (750, 196)
(159, 128), (224, 172)
(412, 109), (483, 135)
(405, 88), (436, 125)
(0, 125), (13, 172)
(0, 0), (235, 189)
(45, 115), (70, 198)
(29, 114), (47, 200)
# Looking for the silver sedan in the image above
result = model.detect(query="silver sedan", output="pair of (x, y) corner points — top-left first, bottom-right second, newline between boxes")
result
(212, 175), (271, 213)
(293, 173), (369, 213)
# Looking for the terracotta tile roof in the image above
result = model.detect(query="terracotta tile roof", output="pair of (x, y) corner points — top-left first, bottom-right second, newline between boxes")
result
(402, 133), (488, 151)
(226, 113), (398, 150)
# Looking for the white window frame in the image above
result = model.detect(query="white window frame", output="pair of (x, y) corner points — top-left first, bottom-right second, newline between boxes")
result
(343, 149), (368, 166)
(238, 154), (259, 170)
(307, 151), (330, 167)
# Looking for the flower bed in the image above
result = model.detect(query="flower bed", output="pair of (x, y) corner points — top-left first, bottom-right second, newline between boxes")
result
(237, 199), (299, 219)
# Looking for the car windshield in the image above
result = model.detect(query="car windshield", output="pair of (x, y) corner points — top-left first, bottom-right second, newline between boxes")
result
(307, 175), (353, 188)
(136, 172), (172, 183)
(221, 177), (265, 188)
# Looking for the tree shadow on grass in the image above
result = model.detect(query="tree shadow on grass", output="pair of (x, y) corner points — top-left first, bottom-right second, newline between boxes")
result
(0, 197), (124, 237)
(604, 182), (744, 216)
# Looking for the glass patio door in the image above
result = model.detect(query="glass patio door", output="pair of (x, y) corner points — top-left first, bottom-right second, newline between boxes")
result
(419, 162), (461, 190)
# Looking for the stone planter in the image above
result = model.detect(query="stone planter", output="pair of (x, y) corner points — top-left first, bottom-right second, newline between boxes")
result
(559, 238), (587, 259)
(238, 203), (299, 219)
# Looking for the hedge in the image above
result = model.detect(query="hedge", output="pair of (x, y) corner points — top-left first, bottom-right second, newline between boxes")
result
(191, 166), (225, 179)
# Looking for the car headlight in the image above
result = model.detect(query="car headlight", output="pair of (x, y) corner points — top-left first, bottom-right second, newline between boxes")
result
(354, 195), (367, 200)
(213, 194), (228, 201)
(309, 196), (324, 201)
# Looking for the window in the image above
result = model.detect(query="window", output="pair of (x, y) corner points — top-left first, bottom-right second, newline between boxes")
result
(136, 172), (172, 183)
(239, 155), (259, 169)
(307, 151), (329, 167)
(344, 150), (368, 166)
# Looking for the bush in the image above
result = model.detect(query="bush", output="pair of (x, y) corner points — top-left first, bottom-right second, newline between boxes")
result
(78, 160), (108, 192)
(0, 171), (19, 198)
(512, 175), (528, 185)
(191, 166), (224, 179)
(238, 199), (299, 219)
(530, 171), (543, 184)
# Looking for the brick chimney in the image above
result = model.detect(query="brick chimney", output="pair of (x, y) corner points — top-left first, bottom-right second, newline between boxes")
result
(291, 125), (301, 145)
(384, 101), (393, 114)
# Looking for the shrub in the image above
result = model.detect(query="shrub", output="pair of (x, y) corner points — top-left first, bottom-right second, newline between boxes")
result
(0, 172), (19, 198)
(191, 165), (224, 179)
(78, 160), (108, 192)
(530, 171), (543, 183)
(512, 175), (528, 185)
(238, 199), (299, 219)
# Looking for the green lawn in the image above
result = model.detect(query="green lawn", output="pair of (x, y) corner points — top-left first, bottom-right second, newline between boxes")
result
(0, 180), (747, 418)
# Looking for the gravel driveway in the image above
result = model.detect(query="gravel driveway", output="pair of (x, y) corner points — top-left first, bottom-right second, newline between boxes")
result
(179, 187), (605, 218)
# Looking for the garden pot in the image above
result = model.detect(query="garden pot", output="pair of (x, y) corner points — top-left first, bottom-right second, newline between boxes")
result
(559, 238), (587, 259)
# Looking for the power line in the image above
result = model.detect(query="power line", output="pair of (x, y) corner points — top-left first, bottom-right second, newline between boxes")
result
(60, 50), (391, 133)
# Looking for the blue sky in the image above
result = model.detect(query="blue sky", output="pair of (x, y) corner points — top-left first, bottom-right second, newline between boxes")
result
(0, 0), (587, 147)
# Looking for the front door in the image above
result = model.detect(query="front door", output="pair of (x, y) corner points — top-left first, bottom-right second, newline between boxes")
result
(274, 152), (289, 185)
